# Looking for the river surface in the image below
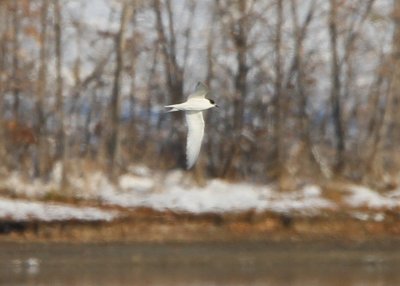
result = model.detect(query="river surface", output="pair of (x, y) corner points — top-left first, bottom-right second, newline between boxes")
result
(1, 240), (400, 286)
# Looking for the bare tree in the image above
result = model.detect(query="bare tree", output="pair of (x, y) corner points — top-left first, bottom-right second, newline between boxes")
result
(288, 0), (321, 177)
(328, 0), (345, 174)
(11, 1), (21, 121)
(273, 0), (286, 183)
(215, 0), (251, 178)
(0, 1), (8, 116)
(362, 55), (391, 183)
(153, 0), (186, 168)
(33, 0), (50, 178)
(53, 0), (67, 190)
(0, 0), (395, 188)
(360, 0), (400, 184)
(107, 0), (134, 179)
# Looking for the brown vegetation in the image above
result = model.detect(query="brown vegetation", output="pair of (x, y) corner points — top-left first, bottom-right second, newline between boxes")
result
(1, 207), (400, 243)
(4, 120), (37, 146)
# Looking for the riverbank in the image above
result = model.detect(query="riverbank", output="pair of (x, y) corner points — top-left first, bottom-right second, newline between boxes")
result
(1, 206), (400, 243)
(1, 167), (400, 243)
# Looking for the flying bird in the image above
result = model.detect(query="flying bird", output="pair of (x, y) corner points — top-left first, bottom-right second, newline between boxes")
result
(165, 82), (218, 169)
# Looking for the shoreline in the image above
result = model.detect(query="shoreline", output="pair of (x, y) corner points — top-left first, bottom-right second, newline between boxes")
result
(1, 208), (400, 243)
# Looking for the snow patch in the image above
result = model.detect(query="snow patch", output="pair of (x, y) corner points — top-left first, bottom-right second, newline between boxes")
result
(118, 174), (154, 193)
(345, 186), (400, 209)
(99, 173), (334, 214)
(0, 198), (118, 222)
(10, 165), (400, 217)
(351, 211), (385, 222)
(0, 173), (58, 198)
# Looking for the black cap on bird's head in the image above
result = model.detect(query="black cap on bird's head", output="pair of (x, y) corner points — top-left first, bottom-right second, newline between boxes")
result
(208, 98), (219, 108)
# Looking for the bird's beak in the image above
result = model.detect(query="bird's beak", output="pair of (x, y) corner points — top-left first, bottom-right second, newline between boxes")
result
(215, 105), (219, 108)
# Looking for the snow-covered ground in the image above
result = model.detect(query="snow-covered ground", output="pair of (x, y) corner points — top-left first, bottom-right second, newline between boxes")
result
(102, 174), (335, 214)
(1, 165), (400, 222)
(345, 186), (400, 209)
(0, 198), (118, 222)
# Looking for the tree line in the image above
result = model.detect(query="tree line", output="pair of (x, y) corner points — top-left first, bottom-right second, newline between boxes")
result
(0, 0), (398, 190)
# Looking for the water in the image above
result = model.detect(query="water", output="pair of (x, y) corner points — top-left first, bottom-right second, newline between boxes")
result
(1, 241), (400, 286)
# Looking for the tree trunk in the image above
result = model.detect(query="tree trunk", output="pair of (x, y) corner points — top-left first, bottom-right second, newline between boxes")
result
(53, 0), (67, 190)
(153, 0), (185, 168)
(328, 0), (345, 174)
(34, 0), (49, 179)
(11, 1), (20, 121)
(107, 0), (133, 179)
(218, 0), (249, 178)
(0, 2), (8, 116)
(289, 0), (321, 177)
(274, 0), (285, 183)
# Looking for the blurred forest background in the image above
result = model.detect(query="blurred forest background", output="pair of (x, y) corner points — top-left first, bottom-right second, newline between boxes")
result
(0, 0), (398, 191)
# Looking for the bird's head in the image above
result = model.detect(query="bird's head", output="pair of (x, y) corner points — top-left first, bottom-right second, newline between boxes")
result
(207, 99), (219, 108)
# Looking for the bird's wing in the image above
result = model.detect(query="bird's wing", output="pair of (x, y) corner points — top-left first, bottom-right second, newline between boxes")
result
(185, 111), (205, 169)
(188, 82), (208, 99)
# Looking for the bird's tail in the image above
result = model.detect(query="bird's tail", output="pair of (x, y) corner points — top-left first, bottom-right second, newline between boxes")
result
(164, 105), (179, 112)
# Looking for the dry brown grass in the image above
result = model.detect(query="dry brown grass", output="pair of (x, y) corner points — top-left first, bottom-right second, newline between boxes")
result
(1, 207), (400, 243)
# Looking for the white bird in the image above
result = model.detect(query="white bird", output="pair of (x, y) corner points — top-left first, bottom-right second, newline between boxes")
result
(165, 82), (218, 169)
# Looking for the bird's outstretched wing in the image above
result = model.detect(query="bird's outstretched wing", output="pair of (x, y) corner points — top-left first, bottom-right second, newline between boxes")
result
(185, 111), (205, 169)
(188, 82), (208, 99)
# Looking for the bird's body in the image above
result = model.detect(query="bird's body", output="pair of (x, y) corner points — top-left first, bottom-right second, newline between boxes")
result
(165, 82), (218, 169)
(165, 97), (215, 112)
